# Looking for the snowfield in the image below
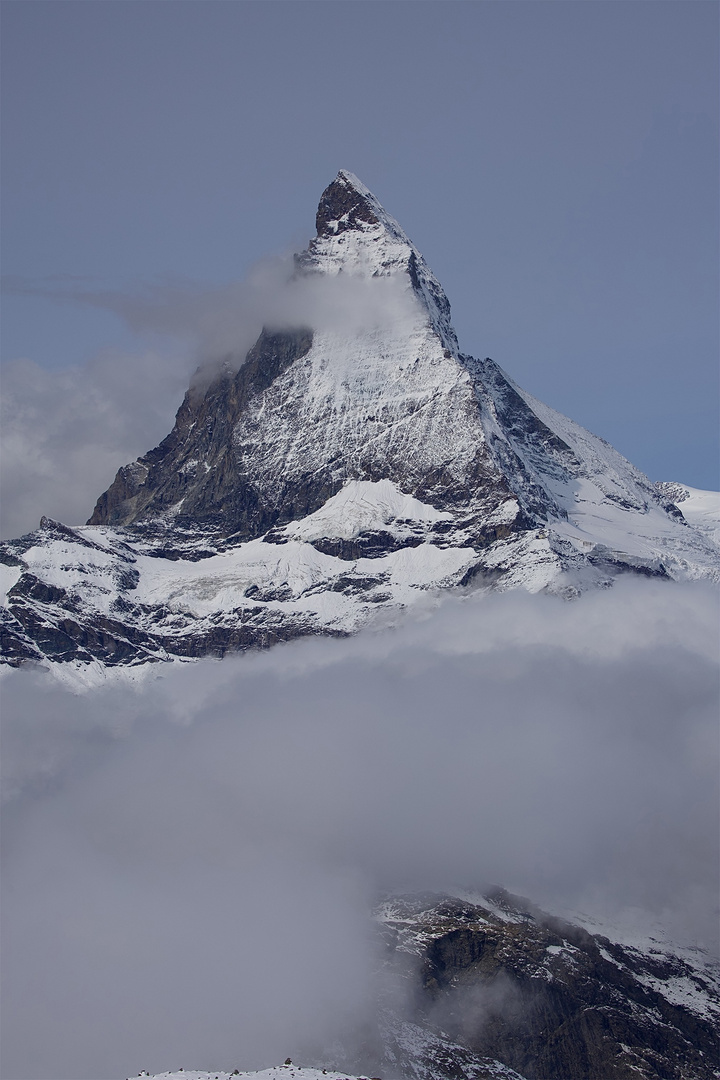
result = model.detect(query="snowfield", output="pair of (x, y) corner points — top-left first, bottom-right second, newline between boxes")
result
(135, 1070), (382, 1080)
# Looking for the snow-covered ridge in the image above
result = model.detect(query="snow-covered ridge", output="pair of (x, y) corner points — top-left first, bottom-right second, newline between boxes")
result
(657, 482), (720, 545)
(0, 493), (480, 671)
(3, 466), (719, 674)
(467, 358), (720, 575)
(135, 1070), (379, 1080)
(307, 170), (459, 355)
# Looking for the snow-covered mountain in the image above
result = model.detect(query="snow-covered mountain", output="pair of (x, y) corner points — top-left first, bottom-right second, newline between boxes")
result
(1, 170), (718, 671)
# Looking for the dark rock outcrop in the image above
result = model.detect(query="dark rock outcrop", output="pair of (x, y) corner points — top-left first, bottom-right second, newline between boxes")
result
(377, 892), (720, 1080)
(316, 170), (383, 236)
(89, 328), (315, 536)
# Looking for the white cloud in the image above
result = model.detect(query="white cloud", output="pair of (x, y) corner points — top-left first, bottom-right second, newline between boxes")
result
(4, 259), (422, 362)
(1, 578), (717, 1079)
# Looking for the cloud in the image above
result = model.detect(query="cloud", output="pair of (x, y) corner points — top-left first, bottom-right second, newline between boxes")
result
(0, 350), (192, 539)
(1, 578), (718, 1079)
(3, 260), (422, 375)
(0, 265), (421, 539)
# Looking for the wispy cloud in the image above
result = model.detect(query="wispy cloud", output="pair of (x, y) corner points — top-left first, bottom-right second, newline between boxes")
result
(2, 261), (421, 369)
(1, 262), (422, 537)
(0, 350), (191, 537)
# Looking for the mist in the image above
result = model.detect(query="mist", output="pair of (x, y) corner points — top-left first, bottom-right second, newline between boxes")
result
(1, 264), (421, 539)
(2, 578), (718, 1080)
(5, 257), (422, 364)
(0, 349), (192, 540)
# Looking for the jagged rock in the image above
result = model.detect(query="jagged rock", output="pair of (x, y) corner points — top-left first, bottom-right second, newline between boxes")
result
(375, 891), (720, 1080)
(89, 328), (315, 534)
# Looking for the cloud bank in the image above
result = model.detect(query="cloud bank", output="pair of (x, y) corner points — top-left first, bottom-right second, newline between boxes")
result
(2, 579), (718, 1079)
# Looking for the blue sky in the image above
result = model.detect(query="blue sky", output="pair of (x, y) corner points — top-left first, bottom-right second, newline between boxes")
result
(2, 0), (718, 490)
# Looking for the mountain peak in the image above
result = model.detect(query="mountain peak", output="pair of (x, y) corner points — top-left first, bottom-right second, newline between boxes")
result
(316, 169), (399, 239)
(3, 174), (719, 672)
(311, 170), (458, 353)
(336, 168), (372, 196)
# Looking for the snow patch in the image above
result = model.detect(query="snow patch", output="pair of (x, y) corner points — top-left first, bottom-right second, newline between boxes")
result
(284, 479), (451, 542)
(0, 562), (22, 605)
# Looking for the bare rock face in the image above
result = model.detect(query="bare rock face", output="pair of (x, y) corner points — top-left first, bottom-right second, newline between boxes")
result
(2, 171), (719, 670)
(89, 328), (316, 536)
(316, 169), (384, 236)
(375, 891), (720, 1080)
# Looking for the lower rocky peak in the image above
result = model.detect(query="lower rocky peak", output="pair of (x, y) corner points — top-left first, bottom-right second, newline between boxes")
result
(374, 890), (720, 1080)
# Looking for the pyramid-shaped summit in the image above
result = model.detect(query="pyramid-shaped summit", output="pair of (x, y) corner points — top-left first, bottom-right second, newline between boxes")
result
(89, 168), (474, 538)
(315, 169), (394, 235)
(1, 172), (718, 669)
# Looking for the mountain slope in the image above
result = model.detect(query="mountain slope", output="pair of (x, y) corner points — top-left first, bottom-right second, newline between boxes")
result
(1, 171), (718, 670)
(375, 890), (720, 1080)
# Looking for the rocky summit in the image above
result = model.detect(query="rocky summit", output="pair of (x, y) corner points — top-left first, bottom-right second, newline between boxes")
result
(1, 170), (719, 670)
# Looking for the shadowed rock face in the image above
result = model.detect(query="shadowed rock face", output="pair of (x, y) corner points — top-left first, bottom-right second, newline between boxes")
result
(376, 892), (720, 1080)
(88, 328), (316, 536)
(316, 170), (383, 236)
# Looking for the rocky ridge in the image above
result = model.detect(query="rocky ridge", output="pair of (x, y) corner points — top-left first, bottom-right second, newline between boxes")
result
(2, 171), (719, 671)
(373, 890), (720, 1080)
